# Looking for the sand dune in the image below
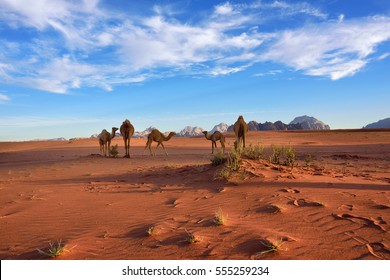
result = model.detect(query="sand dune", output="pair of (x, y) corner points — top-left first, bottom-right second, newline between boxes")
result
(0, 130), (389, 259)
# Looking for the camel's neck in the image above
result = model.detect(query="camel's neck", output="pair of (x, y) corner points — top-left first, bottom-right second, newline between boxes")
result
(163, 133), (174, 141)
(204, 133), (212, 140)
(110, 131), (116, 139)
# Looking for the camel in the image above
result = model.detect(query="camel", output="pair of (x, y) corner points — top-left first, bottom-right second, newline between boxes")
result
(144, 129), (176, 156)
(202, 131), (225, 154)
(98, 127), (118, 157)
(233, 115), (248, 149)
(120, 119), (135, 158)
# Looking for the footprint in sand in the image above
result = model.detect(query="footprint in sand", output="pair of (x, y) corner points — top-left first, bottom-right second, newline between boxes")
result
(338, 204), (353, 211)
(291, 198), (324, 207)
(333, 213), (388, 232)
(339, 191), (357, 198)
(371, 204), (390, 210)
(257, 204), (283, 214)
(280, 188), (300, 194)
(366, 242), (390, 260)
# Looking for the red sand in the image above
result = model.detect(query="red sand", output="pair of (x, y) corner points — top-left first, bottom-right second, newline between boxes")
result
(0, 130), (389, 259)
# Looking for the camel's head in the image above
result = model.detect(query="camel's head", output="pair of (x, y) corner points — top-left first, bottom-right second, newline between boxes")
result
(112, 127), (119, 133)
(168, 132), (176, 137)
(202, 131), (208, 136)
(238, 115), (244, 120)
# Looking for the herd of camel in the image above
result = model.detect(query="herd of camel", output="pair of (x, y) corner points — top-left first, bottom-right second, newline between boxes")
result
(98, 115), (249, 157)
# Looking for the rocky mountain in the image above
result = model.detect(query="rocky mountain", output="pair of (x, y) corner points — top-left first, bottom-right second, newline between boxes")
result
(247, 121), (259, 131)
(177, 126), (204, 137)
(90, 115), (330, 139)
(289, 115), (330, 130)
(210, 123), (229, 133)
(257, 121), (303, 131)
(363, 118), (390, 129)
(133, 126), (156, 138)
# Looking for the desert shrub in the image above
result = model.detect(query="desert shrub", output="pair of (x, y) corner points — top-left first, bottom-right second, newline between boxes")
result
(226, 148), (242, 172)
(257, 239), (285, 255)
(270, 144), (284, 165)
(214, 147), (243, 181)
(185, 230), (202, 244)
(37, 240), (67, 258)
(147, 226), (159, 236)
(210, 150), (227, 166)
(214, 167), (231, 180)
(305, 154), (312, 167)
(213, 207), (228, 226)
(109, 144), (119, 157)
(284, 145), (296, 169)
(243, 143), (264, 160)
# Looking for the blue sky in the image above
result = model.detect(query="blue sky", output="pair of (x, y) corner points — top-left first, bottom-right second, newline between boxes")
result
(0, 0), (389, 141)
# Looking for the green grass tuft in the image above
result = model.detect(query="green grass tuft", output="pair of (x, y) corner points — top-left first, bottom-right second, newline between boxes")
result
(37, 240), (68, 258)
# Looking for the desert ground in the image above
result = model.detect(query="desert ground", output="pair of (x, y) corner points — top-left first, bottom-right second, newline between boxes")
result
(0, 130), (389, 260)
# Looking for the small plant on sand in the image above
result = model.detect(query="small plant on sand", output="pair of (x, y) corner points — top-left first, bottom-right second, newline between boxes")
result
(305, 154), (312, 167)
(214, 147), (243, 181)
(147, 226), (159, 236)
(214, 167), (232, 180)
(213, 207), (228, 226)
(243, 143), (264, 160)
(37, 240), (68, 258)
(258, 239), (285, 255)
(210, 150), (227, 166)
(109, 144), (119, 158)
(185, 230), (202, 244)
(284, 145), (296, 169)
(226, 148), (242, 173)
(270, 144), (284, 165)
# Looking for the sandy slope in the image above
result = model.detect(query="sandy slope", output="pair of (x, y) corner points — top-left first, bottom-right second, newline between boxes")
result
(0, 130), (389, 260)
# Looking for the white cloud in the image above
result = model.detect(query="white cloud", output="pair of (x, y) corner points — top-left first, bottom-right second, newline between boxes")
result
(214, 2), (235, 15)
(0, 116), (103, 128)
(254, 69), (283, 77)
(0, 93), (10, 103)
(378, 53), (390, 60)
(261, 16), (390, 79)
(0, 1), (389, 93)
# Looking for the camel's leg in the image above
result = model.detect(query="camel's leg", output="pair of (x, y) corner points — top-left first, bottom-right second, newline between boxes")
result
(143, 141), (149, 155)
(160, 143), (168, 156)
(127, 138), (131, 158)
(123, 138), (127, 157)
(220, 140), (225, 153)
(211, 141), (214, 154)
(242, 135), (246, 148)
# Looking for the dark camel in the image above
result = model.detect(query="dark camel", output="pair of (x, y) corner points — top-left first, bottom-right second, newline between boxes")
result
(120, 119), (135, 158)
(233, 115), (248, 149)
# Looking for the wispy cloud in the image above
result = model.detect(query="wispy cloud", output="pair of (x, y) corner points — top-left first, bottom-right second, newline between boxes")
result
(0, 0), (389, 93)
(0, 116), (104, 128)
(0, 93), (10, 103)
(261, 16), (390, 80)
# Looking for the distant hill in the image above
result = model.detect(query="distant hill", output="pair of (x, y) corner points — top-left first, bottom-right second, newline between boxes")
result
(177, 126), (204, 137)
(363, 118), (390, 129)
(289, 115), (330, 130)
(210, 123), (229, 133)
(90, 115), (331, 139)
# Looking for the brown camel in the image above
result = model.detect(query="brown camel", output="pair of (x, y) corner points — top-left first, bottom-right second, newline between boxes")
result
(120, 119), (135, 158)
(144, 129), (176, 156)
(233, 115), (248, 149)
(202, 131), (225, 154)
(99, 127), (118, 157)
